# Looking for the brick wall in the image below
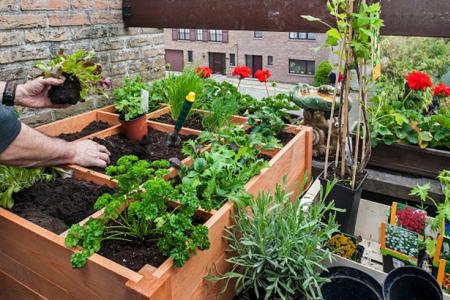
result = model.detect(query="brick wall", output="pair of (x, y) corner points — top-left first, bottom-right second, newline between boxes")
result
(0, 0), (164, 126)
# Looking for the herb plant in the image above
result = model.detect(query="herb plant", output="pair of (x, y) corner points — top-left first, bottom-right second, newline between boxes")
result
(0, 165), (54, 209)
(114, 76), (152, 121)
(35, 49), (108, 103)
(385, 224), (419, 258)
(207, 178), (339, 300)
(202, 92), (239, 132)
(165, 68), (204, 120)
(65, 155), (209, 268)
(247, 106), (286, 147)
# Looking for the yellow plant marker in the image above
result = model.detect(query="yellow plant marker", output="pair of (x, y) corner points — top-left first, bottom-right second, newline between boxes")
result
(372, 63), (381, 81)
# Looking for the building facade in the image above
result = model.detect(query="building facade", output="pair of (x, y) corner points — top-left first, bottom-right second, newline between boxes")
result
(164, 29), (333, 84)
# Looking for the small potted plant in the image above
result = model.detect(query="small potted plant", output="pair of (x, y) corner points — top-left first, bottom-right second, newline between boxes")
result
(381, 222), (421, 272)
(34, 49), (110, 105)
(114, 76), (150, 141)
(389, 202), (427, 235)
(328, 232), (365, 263)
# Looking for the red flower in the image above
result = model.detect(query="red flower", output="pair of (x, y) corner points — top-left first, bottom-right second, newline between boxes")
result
(254, 69), (271, 83)
(396, 206), (426, 234)
(406, 71), (432, 91)
(196, 66), (212, 78)
(433, 82), (450, 97)
(232, 66), (251, 80)
(338, 73), (343, 83)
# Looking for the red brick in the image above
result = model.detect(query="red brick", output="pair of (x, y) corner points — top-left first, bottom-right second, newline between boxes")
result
(109, 0), (122, 10)
(21, 0), (69, 10)
(91, 0), (108, 10)
(49, 13), (90, 26)
(0, 31), (24, 46)
(89, 11), (121, 25)
(0, 0), (18, 11)
(0, 14), (46, 29)
(71, 0), (90, 9)
(0, 46), (49, 64)
(25, 28), (69, 43)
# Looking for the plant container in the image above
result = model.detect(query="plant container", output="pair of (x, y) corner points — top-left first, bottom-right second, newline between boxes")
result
(320, 266), (383, 300)
(319, 170), (368, 235)
(369, 142), (450, 179)
(0, 111), (313, 299)
(119, 115), (148, 141)
(383, 266), (443, 300)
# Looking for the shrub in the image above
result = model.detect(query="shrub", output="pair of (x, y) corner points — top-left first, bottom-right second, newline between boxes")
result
(314, 61), (332, 86)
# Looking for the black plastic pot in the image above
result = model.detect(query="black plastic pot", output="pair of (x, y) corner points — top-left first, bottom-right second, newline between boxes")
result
(320, 266), (383, 300)
(319, 171), (368, 235)
(383, 266), (442, 300)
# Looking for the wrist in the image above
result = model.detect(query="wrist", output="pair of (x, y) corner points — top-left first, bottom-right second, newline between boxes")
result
(60, 140), (77, 165)
(14, 84), (26, 106)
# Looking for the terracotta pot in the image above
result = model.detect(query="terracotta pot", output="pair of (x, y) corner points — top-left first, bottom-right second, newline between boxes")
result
(119, 115), (148, 141)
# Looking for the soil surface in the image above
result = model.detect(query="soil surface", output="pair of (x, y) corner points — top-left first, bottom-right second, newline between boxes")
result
(12, 178), (115, 234)
(57, 121), (111, 142)
(49, 73), (82, 105)
(258, 153), (273, 161)
(99, 238), (168, 272)
(153, 113), (205, 131)
(91, 129), (197, 173)
(277, 131), (296, 146)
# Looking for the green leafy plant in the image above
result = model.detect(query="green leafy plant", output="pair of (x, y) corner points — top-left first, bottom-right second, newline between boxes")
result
(207, 177), (339, 300)
(202, 92), (239, 132)
(114, 76), (152, 121)
(247, 106), (287, 147)
(180, 128), (267, 210)
(303, 0), (384, 188)
(314, 61), (333, 86)
(0, 165), (54, 209)
(165, 68), (204, 120)
(65, 155), (209, 268)
(385, 224), (419, 258)
(34, 49), (108, 101)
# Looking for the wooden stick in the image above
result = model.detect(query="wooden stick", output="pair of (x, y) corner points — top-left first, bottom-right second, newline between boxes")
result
(351, 61), (363, 188)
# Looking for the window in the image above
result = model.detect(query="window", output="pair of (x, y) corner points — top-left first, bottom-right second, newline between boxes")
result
(254, 31), (263, 38)
(230, 53), (236, 66)
(188, 50), (193, 62)
(179, 29), (190, 40)
(197, 29), (203, 41)
(209, 30), (223, 42)
(268, 55), (273, 65)
(289, 59), (315, 75)
(289, 32), (316, 40)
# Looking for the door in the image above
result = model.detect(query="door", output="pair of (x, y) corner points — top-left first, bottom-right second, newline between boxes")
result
(208, 52), (226, 75)
(165, 49), (184, 72)
(245, 55), (263, 77)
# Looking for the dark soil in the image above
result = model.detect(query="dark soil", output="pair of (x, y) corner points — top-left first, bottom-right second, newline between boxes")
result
(49, 73), (82, 105)
(91, 129), (197, 173)
(153, 113), (205, 131)
(12, 178), (115, 234)
(99, 238), (168, 272)
(57, 121), (111, 142)
(276, 131), (296, 146)
(258, 153), (273, 161)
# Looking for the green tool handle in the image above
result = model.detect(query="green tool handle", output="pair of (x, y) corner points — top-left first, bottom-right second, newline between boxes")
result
(174, 100), (193, 132)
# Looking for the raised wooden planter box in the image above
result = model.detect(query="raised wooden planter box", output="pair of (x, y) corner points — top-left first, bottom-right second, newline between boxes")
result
(0, 108), (313, 299)
(369, 142), (450, 178)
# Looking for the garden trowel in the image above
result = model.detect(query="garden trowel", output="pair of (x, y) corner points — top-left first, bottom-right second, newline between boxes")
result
(165, 92), (196, 147)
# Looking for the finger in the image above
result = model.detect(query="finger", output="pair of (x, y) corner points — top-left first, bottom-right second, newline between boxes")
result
(98, 145), (111, 156)
(91, 159), (107, 169)
(40, 77), (64, 86)
(98, 152), (110, 164)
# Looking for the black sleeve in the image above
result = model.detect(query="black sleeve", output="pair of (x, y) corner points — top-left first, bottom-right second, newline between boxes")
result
(0, 104), (21, 153)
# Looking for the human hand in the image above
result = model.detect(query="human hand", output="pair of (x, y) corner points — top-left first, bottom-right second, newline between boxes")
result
(70, 140), (111, 168)
(15, 77), (65, 108)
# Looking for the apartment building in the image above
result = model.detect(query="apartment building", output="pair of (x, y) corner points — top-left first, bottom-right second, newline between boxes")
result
(164, 29), (333, 84)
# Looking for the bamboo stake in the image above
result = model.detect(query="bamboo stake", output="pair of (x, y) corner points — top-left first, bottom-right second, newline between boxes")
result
(323, 42), (345, 179)
(361, 63), (368, 169)
(351, 61), (363, 188)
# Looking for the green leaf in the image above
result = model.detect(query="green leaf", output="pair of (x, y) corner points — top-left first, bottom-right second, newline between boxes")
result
(301, 15), (322, 22)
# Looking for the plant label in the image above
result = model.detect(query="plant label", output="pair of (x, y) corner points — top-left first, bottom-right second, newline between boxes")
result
(141, 89), (149, 113)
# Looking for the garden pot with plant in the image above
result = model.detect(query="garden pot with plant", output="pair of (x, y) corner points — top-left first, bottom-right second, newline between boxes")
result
(328, 232), (365, 263)
(303, 0), (383, 235)
(34, 49), (110, 105)
(114, 76), (150, 141)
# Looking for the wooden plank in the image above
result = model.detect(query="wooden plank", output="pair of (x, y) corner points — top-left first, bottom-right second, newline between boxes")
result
(0, 250), (71, 299)
(0, 209), (145, 300)
(123, 0), (450, 38)
(0, 270), (45, 300)
(36, 110), (98, 137)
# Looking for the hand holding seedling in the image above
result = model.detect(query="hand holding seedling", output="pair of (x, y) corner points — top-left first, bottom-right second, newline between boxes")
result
(15, 77), (65, 108)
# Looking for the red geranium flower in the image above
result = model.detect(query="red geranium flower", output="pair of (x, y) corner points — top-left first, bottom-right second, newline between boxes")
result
(338, 73), (344, 83)
(196, 66), (212, 78)
(406, 71), (432, 91)
(254, 69), (271, 83)
(232, 66), (251, 80)
(433, 82), (450, 97)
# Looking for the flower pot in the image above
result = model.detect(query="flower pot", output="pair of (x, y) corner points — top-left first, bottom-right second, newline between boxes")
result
(320, 266), (383, 300)
(48, 73), (82, 105)
(383, 266), (443, 300)
(119, 115), (148, 141)
(319, 171), (368, 235)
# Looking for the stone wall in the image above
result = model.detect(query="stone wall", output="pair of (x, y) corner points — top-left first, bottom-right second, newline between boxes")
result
(0, 0), (164, 126)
